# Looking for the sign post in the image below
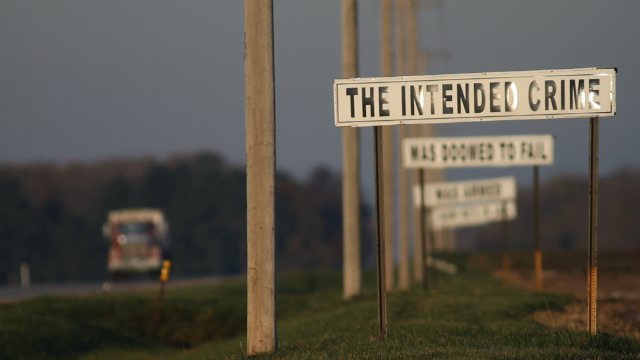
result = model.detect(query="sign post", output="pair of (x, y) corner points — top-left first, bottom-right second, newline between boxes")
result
(418, 169), (429, 292)
(501, 201), (510, 283)
(588, 116), (599, 335)
(533, 165), (542, 292)
(374, 126), (388, 340)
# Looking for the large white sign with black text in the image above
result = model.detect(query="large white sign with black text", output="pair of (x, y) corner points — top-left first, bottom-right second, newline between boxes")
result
(334, 68), (616, 127)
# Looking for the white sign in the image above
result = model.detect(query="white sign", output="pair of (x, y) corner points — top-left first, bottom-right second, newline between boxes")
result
(334, 68), (616, 127)
(403, 135), (554, 168)
(430, 200), (517, 230)
(414, 177), (516, 207)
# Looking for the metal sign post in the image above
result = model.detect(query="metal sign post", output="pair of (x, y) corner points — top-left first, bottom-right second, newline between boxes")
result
(373, 126), (388, 340)
(533, 165), (543, 292)
(418, 168), (429, 292)
(501, 201), (510, 283)
(588, 116), (599, 334)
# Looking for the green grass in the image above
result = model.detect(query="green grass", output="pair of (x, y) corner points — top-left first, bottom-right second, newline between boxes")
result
(2, 267), (640, 359)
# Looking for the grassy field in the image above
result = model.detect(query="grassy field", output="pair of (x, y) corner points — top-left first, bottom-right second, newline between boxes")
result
(2, 256), (640, 359)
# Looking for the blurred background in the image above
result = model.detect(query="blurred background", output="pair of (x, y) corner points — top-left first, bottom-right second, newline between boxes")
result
(1, 1), (639, 284)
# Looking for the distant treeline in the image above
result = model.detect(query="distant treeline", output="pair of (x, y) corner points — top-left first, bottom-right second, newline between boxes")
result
(0, 152), (374, 285)
(2, 152), (640, 285)
(458, 167), (640, 252)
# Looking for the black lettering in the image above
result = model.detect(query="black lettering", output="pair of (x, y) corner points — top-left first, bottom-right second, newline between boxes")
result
(410, 145), (418, 161)
(569, 79), (585, 110)
(426, 85), (438, 114)
(507, 142), (515, 160)
(442, 84), (453, 114)
(545, 80), (557, 110)
(410, 85), (424, 116)
(560, 80), (565, 110)
(346, 88), (358, 118)
(378, 86), (390, 116)
(401, 86), (406, 116)
(589, 79), (600, 109)
(474, 83), (485, 113)
(457, 83), (470, 113)
(468, 144), (477, 160)
(505, 82), (517, 112)
(362, 87), (375, 117)
(490, 82), (501, 112)
(529, 80), (541, 111)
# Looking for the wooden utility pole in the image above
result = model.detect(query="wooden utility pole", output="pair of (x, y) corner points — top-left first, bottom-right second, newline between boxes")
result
(381, 0), (395, 292)
(407, 0), (444, 283)
(407, 0), (423, 283)
(396, 0), (411, 291)
(342, 0), (362, 300)
(245, 0), (276, 355)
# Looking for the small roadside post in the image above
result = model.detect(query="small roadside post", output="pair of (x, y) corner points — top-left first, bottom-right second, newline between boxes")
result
(154, 260), (171, 334)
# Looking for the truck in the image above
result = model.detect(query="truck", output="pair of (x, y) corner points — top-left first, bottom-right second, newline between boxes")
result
(103, 208), (170, 278)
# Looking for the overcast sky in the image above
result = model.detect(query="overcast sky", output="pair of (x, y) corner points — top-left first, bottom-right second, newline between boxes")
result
(2, 1), (639, 196)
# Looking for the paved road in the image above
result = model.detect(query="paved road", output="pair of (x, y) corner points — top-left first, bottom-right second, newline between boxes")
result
(0, 275), (237, 302)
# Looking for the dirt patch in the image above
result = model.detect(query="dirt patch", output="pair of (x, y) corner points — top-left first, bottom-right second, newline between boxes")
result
(496, 269), (640, 339)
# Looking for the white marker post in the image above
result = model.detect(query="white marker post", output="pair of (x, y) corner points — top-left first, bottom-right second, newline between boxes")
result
(334, 67), (616, 335)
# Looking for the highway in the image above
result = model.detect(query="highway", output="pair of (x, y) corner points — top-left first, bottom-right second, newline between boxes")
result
(0, 275), (236, 302)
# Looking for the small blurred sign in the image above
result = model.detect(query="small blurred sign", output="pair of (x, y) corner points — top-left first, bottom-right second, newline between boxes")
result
(414, 176), (516, 207)
(430, 200), (517, 230)
(403, 135), (554, 168)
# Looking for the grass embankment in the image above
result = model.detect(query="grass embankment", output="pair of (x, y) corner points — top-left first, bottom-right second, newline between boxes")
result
(2, 261), (639, 359)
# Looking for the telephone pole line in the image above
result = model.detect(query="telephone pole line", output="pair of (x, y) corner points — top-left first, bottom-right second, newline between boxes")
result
(342, 0), (362, 300)
(381, 0), (395, 292)
(245, 0), (276, 355)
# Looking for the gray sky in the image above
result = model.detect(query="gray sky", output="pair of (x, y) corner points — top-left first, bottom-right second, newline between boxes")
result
(2, 1), (639, 196)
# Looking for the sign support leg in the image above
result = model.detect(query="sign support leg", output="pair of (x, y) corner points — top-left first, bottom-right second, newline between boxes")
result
(374, 126), (388, 340)
(502, 201), (510, 284)
(534, 165), (543, 292)
(588, 116), (599, 335)
(428, 216), (437, 287)
(419, 168), (429, 292)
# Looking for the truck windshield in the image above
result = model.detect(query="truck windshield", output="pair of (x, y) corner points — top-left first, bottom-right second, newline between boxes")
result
(118, 223), (154, 234)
